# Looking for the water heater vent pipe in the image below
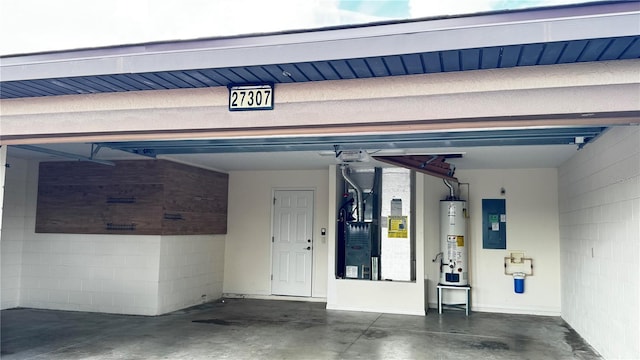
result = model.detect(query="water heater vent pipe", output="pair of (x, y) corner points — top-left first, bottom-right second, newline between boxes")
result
(443, 179), (456, 200)
(341, 165), (364, 222)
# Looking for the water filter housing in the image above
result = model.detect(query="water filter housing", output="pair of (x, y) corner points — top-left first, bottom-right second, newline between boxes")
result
(440, 200), (468, 285)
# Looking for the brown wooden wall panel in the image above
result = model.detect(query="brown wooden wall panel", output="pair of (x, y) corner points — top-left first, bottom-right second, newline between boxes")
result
(161, 211), (227, 236)
(37, 184), (108, 233)
(38, 161), (164, 185)
(161, 161), (228, 235)
(36, 160), (228, 235)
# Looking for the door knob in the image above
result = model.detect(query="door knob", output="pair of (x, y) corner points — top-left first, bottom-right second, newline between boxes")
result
(305, 246), (311, 250)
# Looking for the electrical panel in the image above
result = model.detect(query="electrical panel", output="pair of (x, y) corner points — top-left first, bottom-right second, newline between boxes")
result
(482, 198), (506, 249)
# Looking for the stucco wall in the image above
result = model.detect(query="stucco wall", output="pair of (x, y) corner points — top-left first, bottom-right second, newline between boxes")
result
(223, 169), (329, 299)
(436, 168), (562, 315)
(2, 61), (638, 143)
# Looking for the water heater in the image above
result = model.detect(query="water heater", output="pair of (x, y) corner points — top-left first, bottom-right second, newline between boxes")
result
(439, 199), (468, 285)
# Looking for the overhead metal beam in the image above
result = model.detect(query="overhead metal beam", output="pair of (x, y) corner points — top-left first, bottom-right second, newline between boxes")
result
(13, 145), (115, 166)
(95, 127), (607, 155)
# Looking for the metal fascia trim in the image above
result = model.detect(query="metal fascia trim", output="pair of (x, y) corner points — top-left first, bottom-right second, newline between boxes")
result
(1, 3), (639, 81)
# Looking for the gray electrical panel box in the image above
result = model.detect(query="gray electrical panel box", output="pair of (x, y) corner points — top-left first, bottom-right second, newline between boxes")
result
(482, 198), (506, 249)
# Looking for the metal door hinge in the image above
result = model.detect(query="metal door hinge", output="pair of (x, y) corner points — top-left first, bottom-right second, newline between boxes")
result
(272, 236), (274, 242)
(271, 274), (273, 280)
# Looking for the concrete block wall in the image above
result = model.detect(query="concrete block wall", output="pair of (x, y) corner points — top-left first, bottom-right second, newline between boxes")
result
(558, 126), (640, 360)
(20, 234), (161, 315)
(158, 235), (225, 314)
(1, 157), (28, 309)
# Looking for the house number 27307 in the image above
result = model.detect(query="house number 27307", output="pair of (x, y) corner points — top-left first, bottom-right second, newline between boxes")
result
(228, 85), (274, 111)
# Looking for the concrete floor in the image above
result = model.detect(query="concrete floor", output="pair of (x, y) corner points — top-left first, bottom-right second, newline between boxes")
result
(1, 299), (601, 360)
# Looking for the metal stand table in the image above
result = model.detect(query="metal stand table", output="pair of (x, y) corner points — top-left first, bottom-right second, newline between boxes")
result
(437, 284), (471, 316)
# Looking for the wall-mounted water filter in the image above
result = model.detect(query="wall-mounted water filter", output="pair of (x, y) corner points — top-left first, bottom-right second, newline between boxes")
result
(513, 272), (526, 293)
(504, 252), (533, 294)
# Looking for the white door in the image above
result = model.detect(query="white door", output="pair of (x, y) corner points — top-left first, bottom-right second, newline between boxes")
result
(271, 190), (314, 297)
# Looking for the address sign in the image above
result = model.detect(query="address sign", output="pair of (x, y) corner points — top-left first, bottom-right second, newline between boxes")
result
(228, 84), (274, 111)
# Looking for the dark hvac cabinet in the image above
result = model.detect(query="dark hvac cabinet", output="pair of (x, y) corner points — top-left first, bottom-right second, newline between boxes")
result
(345, 222), (373, 279)
(338, 167), (382, 280)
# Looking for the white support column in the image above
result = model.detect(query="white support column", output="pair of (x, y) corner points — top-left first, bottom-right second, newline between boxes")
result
(0, 145), (7, 240)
